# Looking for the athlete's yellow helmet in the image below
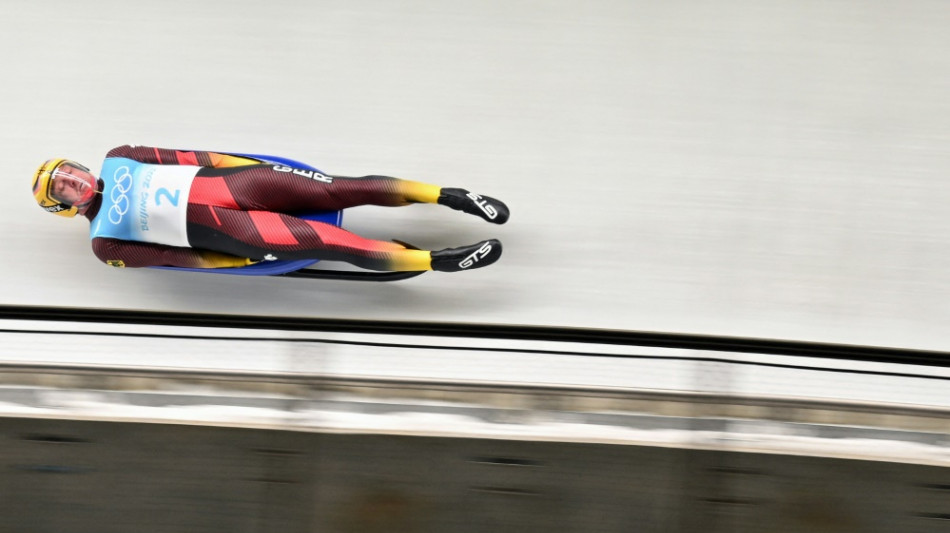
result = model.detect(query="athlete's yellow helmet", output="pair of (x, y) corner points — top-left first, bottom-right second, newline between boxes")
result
(32, 158), (96, 217)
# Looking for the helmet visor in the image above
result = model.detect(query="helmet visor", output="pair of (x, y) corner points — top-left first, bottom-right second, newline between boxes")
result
(47, 161), (96, 208)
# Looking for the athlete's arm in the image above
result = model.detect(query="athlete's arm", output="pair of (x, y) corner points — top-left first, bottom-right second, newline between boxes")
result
(92, 237), (253, 269)
(106, 145), (260, 168)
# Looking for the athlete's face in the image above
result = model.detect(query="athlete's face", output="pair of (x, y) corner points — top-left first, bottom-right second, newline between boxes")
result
(49, 162), (98, 212)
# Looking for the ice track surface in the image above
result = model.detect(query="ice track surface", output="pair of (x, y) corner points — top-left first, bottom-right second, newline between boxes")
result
(4, 0), (950, 350)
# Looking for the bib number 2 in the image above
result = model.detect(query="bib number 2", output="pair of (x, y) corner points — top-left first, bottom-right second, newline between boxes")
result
(155, 187), (181, 207)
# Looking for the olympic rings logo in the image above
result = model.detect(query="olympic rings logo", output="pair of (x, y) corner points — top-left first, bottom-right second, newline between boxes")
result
(109, 166), (133, 224)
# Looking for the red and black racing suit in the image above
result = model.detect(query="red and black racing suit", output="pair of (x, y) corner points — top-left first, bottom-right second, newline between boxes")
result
(84, 145), (439, 271)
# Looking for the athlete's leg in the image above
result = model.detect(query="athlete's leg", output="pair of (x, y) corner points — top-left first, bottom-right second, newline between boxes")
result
(191, 165), (509, 223)
(192, 165), (439, 211)
(186, 206), (501, 272)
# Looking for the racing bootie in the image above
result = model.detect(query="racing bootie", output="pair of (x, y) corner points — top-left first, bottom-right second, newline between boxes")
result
(437, 188), (509, 224)
(430, 239), (503, 272)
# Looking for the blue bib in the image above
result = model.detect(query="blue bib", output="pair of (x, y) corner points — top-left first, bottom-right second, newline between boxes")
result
(90, 157), (197, 246)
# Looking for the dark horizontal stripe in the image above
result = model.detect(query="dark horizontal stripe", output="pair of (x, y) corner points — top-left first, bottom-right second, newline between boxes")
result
(21, 434), (91, 444)
(0, 326), (947, 382)
(469, 457), (544, 467)
(1, 305), (949, 369)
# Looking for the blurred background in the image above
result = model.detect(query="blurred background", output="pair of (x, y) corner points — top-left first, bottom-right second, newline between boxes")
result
(1, 0), (949, 531)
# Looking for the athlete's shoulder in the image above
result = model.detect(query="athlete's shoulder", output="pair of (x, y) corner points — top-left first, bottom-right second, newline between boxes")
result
(105, 144), (141, 158)
(91, 237), (129, 267)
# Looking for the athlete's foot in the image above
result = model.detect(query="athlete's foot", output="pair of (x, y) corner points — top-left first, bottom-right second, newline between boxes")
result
(430, 239), (503, 272)
(437, 188), (510, 224)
